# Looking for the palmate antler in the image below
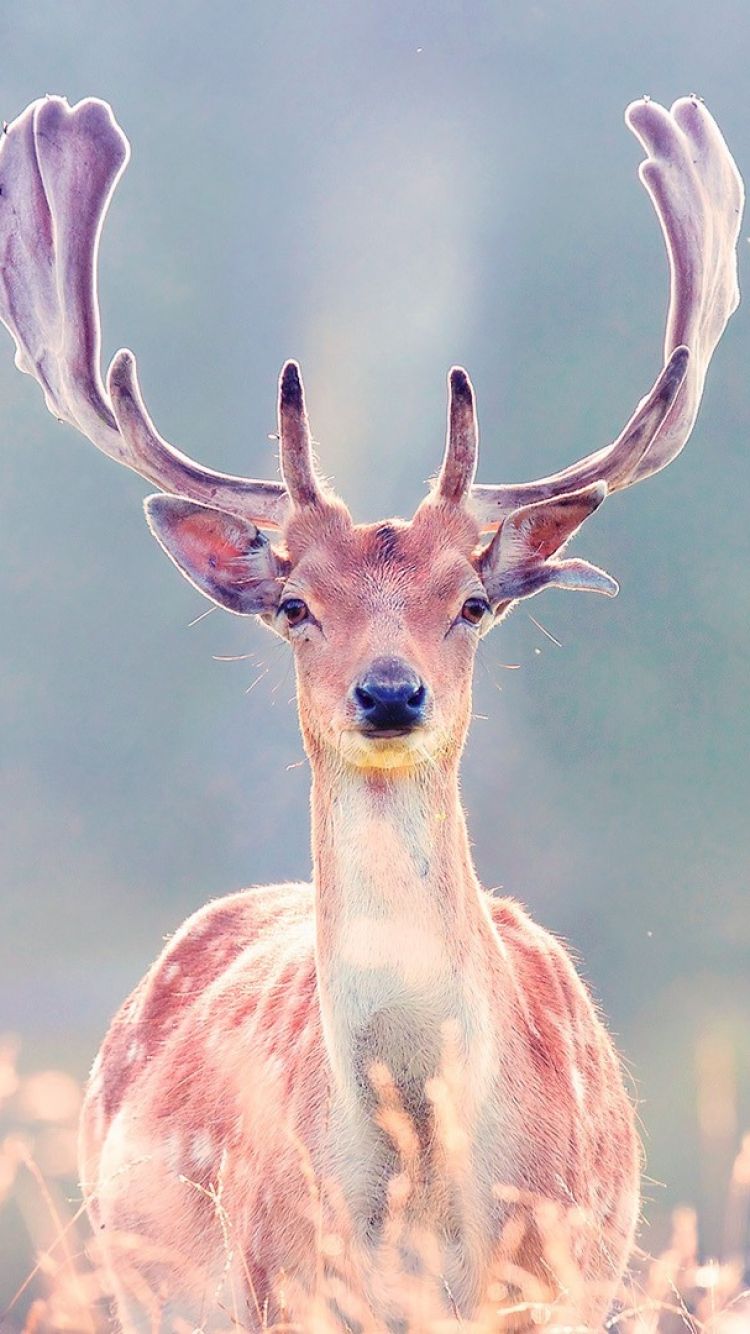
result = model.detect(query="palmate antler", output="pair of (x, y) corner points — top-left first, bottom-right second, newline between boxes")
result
(0, 93), (743, 543)
(0, 95), (291, 529)
(462, 96), (743, 529)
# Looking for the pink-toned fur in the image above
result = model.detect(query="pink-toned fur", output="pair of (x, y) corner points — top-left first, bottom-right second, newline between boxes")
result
(0, 91), (741, 1332)
(80, 507), (638, 1329)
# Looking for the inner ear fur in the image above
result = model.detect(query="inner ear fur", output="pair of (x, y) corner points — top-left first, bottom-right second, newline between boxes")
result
(478, 483), (618, 608)
(144, 495), (287, 616)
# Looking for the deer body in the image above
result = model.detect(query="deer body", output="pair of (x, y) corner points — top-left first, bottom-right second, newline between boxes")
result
(0, 92), (742, 1329)
(81, 719), (637, 1330)
(78, 514), (639, 1329)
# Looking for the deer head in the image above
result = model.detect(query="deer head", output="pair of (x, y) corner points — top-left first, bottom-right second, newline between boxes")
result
(0, 95), (742, 771)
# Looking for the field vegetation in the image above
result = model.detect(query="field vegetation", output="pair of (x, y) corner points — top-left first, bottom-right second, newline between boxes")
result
(1, 1039), (748, 1332)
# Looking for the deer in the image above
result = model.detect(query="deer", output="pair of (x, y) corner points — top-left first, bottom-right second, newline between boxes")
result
(0, 92), (742, 1332)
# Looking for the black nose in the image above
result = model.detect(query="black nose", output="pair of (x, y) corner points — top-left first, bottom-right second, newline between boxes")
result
(353, 657), (428, 733)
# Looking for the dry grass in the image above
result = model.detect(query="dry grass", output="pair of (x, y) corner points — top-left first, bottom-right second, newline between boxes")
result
(0, 1036), (748, 1333)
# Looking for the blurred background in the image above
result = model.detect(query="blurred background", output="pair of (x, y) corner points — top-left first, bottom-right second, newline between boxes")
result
(0, 0), (748, 1317)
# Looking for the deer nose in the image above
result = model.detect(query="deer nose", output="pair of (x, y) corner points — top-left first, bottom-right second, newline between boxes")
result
(353, 657), (428, 734)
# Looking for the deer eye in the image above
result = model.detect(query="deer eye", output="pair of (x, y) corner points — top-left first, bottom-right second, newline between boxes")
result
(461, 597), (490, 626)
(279, 597), (309, 629)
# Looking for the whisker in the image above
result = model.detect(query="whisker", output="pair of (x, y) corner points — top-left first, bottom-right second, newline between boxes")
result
(187, 605), (216, 628)
(477, 642), (521, 694)
(527, 612), (563, 648)
(416, 741), (440, 773)
(271, 658), (294, 698)
(245, 667), (270, 695)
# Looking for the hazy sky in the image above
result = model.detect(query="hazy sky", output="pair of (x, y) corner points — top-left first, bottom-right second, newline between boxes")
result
(1, 0), (749, 1270)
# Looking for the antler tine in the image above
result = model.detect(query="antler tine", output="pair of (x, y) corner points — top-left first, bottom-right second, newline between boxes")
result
(0, 96), (290, 530)
(470, 347), (689, 526)
(108, 350), (289, 526)
(627, 96), (743, 477)
(435, 367), (478, 503)
(278, 360), (323, 507)
(469, 96), (743, 532)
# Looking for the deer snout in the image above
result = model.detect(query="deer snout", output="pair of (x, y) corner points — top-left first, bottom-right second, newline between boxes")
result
(352, 657), (428, 734)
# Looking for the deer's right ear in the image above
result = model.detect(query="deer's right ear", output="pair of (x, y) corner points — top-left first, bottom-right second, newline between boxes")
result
(144, 496), (286, 616)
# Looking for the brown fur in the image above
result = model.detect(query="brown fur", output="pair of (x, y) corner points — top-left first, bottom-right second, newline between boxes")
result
(0, 89), (740, 1332)
(80, 503), (639, 1331)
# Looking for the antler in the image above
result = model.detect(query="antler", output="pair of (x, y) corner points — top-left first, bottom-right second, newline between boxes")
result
(2, 94), (741, 538)
(0, 95), (291, 529)
(278, 360), (325, 507)
(468, 96), (743, 530)
(435, 367), (479, 503)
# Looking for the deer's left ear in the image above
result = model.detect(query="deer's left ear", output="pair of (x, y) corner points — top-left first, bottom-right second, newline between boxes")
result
(144, 496), (286, 615)
(478, 482), (619, 611)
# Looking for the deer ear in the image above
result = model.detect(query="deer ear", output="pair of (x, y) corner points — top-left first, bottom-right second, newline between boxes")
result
(144, 496), (286, 616)
(479, 483), (619, 609)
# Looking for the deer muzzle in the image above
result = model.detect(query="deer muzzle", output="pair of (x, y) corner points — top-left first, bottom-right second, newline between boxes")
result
(351, 657), (429, 736)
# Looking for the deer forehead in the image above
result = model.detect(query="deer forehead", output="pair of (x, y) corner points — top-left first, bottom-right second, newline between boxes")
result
(283, 509), (482, 612)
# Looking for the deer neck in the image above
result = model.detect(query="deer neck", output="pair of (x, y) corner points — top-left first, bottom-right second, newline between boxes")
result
(309, 750), (499, 1121)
